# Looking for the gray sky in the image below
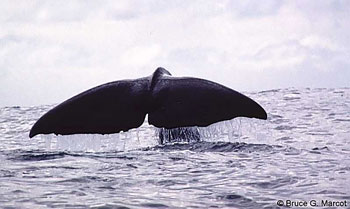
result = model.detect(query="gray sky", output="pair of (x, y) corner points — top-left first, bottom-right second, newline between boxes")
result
(1, 0), (349, 107)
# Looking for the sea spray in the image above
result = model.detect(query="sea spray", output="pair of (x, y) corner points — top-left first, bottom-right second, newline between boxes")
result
(40, 117), (267, 151)
(40, 123), (158, 152)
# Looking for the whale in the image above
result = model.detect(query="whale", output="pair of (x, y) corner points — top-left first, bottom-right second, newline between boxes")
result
(29, 67), (267, 139)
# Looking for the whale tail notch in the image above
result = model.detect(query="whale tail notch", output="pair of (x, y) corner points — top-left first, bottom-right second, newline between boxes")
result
(29, 67), (267, 138)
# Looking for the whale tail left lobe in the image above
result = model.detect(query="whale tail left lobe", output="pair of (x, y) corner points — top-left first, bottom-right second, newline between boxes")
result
(29, 78), (150, 138)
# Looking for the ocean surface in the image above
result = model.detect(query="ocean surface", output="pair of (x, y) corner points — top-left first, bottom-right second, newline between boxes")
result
(0, 88), (349, 209)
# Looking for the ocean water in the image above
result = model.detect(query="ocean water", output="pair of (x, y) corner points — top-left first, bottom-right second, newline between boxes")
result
(0, 88), (349, 209)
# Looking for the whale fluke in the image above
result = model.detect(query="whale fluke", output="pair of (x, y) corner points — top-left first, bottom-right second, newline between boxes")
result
(29, 67), (267, 138)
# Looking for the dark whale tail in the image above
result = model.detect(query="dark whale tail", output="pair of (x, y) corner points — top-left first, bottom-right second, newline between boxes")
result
(29, 67), (267, 138)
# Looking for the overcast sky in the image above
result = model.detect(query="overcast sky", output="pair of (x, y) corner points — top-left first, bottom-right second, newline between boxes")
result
(1, 0), (349, 107)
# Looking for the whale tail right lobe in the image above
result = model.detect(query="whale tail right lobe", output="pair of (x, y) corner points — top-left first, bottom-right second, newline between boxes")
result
(148, 75), (267, 129)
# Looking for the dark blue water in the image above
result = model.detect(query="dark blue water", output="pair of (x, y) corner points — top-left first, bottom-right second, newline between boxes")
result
(1, 88), (349, 208)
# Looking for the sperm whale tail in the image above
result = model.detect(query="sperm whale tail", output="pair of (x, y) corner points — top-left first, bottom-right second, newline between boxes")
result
(29, 67), (267, 138)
